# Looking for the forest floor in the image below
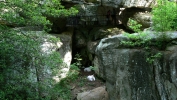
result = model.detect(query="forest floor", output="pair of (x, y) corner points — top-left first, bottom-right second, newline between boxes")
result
(69, 69), (105, 100)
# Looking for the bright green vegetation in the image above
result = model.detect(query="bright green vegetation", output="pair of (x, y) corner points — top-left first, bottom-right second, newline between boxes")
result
(121, 0), (177, 63)
(128, 18), (142, 33)
(0, 0), (78, 100)
(152, 0), (177, 31)
(0, 0), (78, 30)
(0, 31), (63, 100)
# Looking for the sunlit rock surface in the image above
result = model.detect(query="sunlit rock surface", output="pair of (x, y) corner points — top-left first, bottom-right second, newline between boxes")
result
(77, 86), (108, 100)
(120, 7), (152, 31)
(62, 0), (156, 8)
(51, 29), (73, 82)
(95, 31), (177, 100)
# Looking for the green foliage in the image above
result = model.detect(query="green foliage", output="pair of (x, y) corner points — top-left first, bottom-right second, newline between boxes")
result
(0, 0), (78, 30)
(89, 66), (96, 71)
(0, 29), (63, 100)
(74, 53), (82, 68)
(128, 18), (142, 33)
(121, 18), (167, 64)
(0, 0), (79, 99)
(55, 61), (80, 100)
(77, 77), (87, 87)
(152, 0), (177, 31)
(146, 52), (162, 64)
(121, 19), (146, 47)
(121, 32), (151, 48)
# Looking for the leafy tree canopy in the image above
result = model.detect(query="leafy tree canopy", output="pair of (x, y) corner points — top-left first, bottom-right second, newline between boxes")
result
(0, 0), (78, 100)
(0, 0), (78, 30)
(152, 0), (177, 31)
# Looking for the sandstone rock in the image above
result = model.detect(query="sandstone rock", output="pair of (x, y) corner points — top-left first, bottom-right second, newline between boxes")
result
(120, 7), (152, 31)
(77, 86), (108, 100)
(90, 27), (124, 41)
(52, 28), (73, 82)
(95, 31), (177, 100)
(120, 0), (157, 8)
(63, 0), (156, 8)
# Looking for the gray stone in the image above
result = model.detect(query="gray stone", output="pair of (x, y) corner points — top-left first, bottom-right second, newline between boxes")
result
(52, 29), (73, 82)
(77, 86), (108, 100)
(120, 7), (152, 31)
(87, 41), (100, 54)
(63, 0), (156, 8)
(94, 31), (177, 100)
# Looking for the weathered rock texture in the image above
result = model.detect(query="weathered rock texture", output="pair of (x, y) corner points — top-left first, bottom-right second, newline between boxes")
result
(120, 7), (152, 31)
(95, 31), (177, 100)
(52, 28), (73, 82)
(77, 86), (108, 100)
(63, 0), (156, 8)
(64, 0), (154, 31)
(73, 27), (123, 66)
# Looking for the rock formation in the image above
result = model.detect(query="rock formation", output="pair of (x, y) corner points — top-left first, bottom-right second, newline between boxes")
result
(52, 28), (73, 82)
(77, 86), (108, 100)
(63, 0), (156, 8)
(94, 31), (177, 100)
(63, 0), (155, 32)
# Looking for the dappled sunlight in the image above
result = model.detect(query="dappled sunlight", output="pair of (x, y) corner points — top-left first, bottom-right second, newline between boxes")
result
(64, 51), (72, 67)
(53, 67), (69, 83)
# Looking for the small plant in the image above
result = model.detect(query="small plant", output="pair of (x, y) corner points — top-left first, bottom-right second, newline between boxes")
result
(121, 19), (148, 48)
(78, 77), (87, 87)
(146, 52), (162, 64)
(74, 53), (82, 68)
(89, 66), (96, 71)
(128, 18), (142, 33)
(121, 32), (151, 48)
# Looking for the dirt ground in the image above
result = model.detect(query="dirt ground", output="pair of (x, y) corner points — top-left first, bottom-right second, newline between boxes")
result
(70, 69), (105, 100)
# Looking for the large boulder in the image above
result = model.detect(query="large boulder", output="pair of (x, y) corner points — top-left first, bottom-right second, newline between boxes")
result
(52, 28), (73, 82)
(73, 27), (123, 66)
(77, 86), (108, 100)
(95, 31), (177, 100)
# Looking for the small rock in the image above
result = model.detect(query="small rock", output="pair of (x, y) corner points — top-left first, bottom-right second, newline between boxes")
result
(87, 75), (95, 81)
(84, 67), (92, 72)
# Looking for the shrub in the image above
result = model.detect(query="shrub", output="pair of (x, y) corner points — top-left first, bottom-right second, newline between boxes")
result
(0, 29), (62, 100)
(152, 0), (177, 31)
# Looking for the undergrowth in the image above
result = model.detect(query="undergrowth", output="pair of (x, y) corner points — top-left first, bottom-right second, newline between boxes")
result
(56, 54), (81, 100)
